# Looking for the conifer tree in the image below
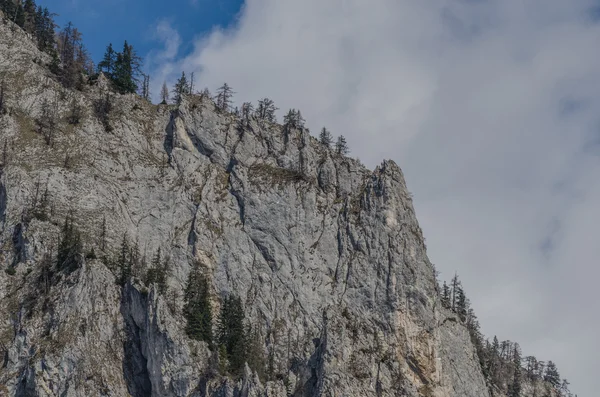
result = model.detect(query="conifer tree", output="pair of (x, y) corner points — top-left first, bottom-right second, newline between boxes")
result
(34, 7), (55, 54)
(245, 324), (267, 381)
(0, 80), (5, 115)
(441, 281), (451, 309)
(160, 81), (169, 104)
(118, 234), (131, 286)
(56, 214), (83, 273)
(97, 43), (117, 78)
(184, 264), (213, 345)
(173, 72), (189, 104)
(218, 294), (246, 377)
(240, 102), (254, 128)
(544, 361), (561, 388)
(113, 41), (141, 94)
(455, 285), (468, 322)
(335, 135), (349, 155)
(256, 98), (277, 123)
(14, 3), (25, 28)
(508, 344), (522, 397)
(23, 0), (37, 34)
(215, 83), (234, 111)
(319, 127), (333, 148)
(141, 74), (150, 101)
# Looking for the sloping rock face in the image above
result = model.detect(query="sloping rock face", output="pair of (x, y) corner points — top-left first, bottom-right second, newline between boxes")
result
(0, 15), (490, 397)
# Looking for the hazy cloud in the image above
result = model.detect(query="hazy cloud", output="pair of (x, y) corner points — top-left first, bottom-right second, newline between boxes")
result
(148, 1), (600, 394)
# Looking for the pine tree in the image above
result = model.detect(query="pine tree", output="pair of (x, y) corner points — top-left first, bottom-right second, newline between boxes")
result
(256, 98), (277, 123)
(335, 135), (349, 155)
(455, 285), (468, 322)
(145, 248), (168, 294)
(0, 80), (5, 115)
(245, 324), (267, 381)
(184, 265), (213, 345)
(140, 74), (150, 101)
(14, 3), (25, 28)
(441, 281), (451, 309)
(450, 273), (460, 311)
(118, 234), (131, 286)
(508, 344), (522, 397)
(113, 41), (141, 94)
(97, 43), (117, 78)
(160, 81), (169, 104)
(215, 83), (234, 111)
(23, 0), (37, 34)
(173, 72), (189, 104)
(34, 7), (55, 54)
(56, 215), (83, 273)
(319, 127), (333, 148)
(218, 294), (246, 377)
(544, 361), (561, 388)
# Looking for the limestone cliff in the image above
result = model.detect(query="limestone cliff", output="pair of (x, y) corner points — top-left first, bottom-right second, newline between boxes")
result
(0, 12), (549, 397)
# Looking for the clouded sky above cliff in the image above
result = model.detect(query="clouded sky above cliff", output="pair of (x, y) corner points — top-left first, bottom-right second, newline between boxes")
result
(48, 0), (600, 394)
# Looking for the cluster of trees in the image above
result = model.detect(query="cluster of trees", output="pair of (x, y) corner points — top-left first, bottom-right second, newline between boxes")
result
(163, 78), (352, 156)
(0, 0), (55, 54)
(56, 214), (83, 273)
(441, 275), (575, 397)
(183, 265), (266, 379)
(2, 0), (143, 94)
(319, 127), (349, 155)
(97, 42), (143, 94)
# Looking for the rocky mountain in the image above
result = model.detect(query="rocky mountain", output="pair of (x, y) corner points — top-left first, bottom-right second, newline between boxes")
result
(0, 10), (570, 397)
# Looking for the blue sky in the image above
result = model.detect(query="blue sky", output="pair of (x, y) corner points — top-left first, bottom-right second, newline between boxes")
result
(37, 0), (243, 68)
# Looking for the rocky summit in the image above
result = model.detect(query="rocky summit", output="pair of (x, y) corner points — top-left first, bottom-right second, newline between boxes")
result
(0, 9), (566, 397)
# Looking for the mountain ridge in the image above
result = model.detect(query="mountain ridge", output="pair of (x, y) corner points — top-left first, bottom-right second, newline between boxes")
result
(0, 9), (572, 397)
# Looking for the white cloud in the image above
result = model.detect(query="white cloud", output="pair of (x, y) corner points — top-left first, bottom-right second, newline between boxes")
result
(148, 1), (600, 394)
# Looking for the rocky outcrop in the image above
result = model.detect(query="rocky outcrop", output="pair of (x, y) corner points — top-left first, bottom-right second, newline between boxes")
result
(0, 14), (491, 397)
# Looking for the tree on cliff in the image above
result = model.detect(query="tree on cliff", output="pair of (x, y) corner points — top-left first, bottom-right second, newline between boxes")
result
(173, 72), (190, 104)
(319, 127), (333, 148)
(184, 264), (213, 345)
(335, 135), (349, 155)
(56, 214), (83, 273)
(217, 294), (246, 377)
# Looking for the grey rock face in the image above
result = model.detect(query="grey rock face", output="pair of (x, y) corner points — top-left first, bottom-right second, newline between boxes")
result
(0, 16), (491, 397)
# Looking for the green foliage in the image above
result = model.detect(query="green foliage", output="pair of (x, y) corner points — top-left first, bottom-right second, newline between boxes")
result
(335, 135), (349, 155)
(173, 72), (190, 104)
(145, 248), (168, 294)
(283, 109), (305, 133)
(255, 98), (278, 123)
(118, 234), (131, 286)
(112, 41), (142, 94)
(245, 324), (267, 382)
(97, 43), (116, 78)
(440, 275), (573, 396)
(319, 127), (333, 148)
(56, 214), (83, 273)
(215, 83), (234, 111)
(544, 361), (561, 387)
(217, 294), (247, 377)
(184, 264), (213, 345)
(5, 267), (16, 276)
(508, 345), (522, 397)
(441, 281), (451, 309)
